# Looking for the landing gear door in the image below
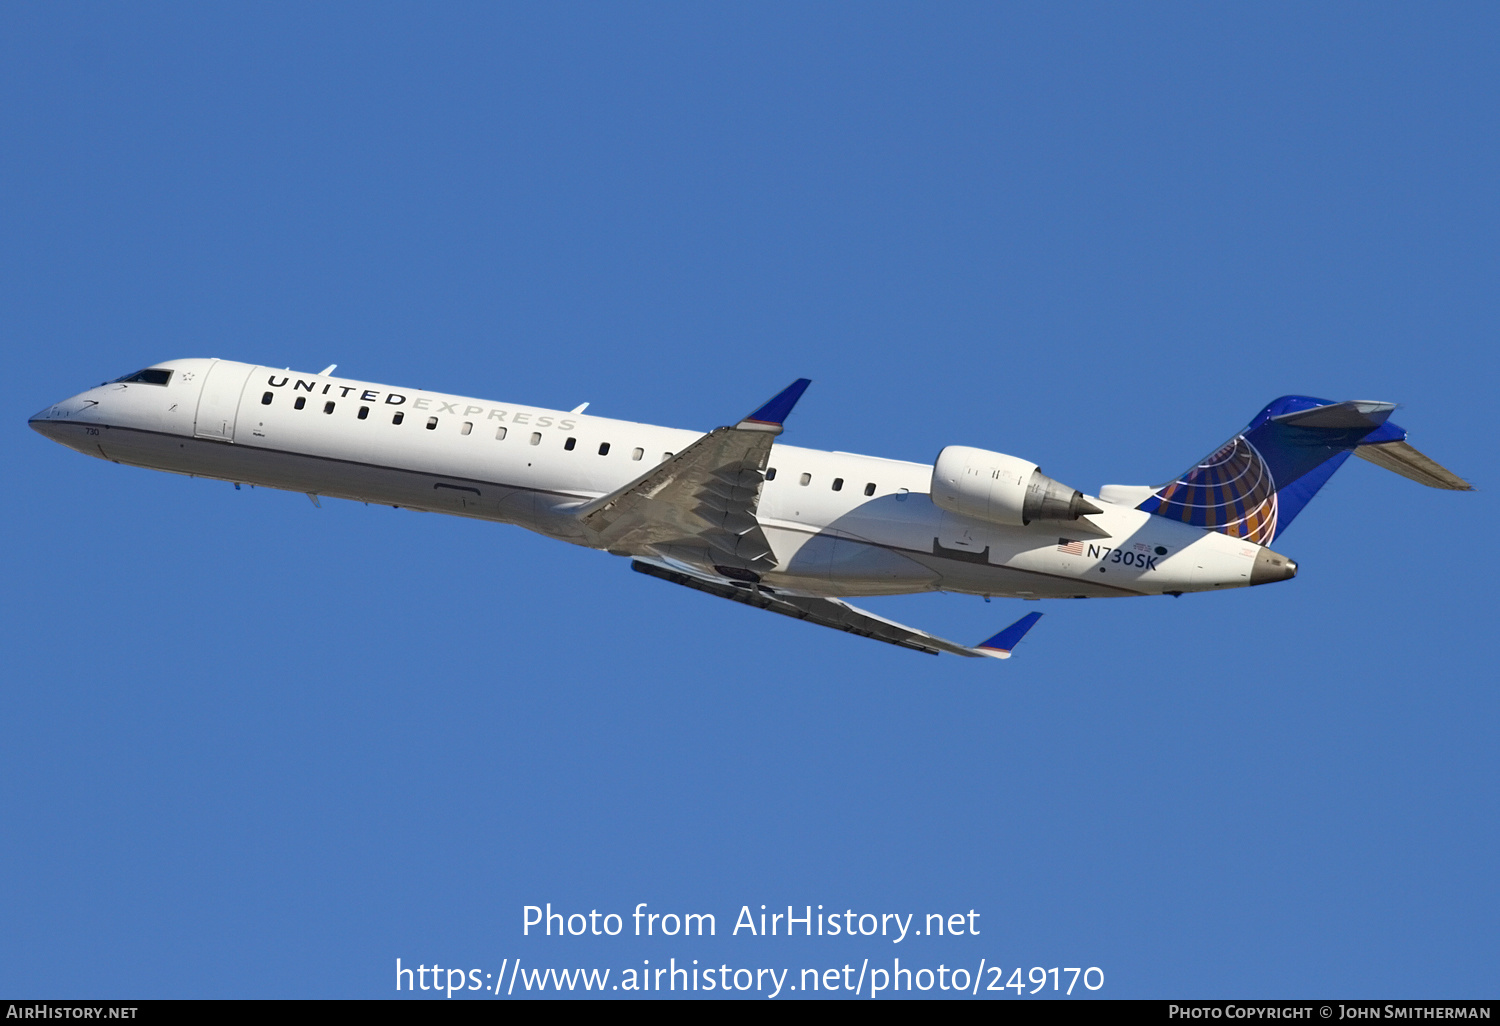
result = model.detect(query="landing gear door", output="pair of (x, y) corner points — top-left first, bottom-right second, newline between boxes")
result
(193, 359), (255, 441)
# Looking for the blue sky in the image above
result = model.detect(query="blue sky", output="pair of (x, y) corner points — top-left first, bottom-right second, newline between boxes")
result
(3, 3), (1496, 999)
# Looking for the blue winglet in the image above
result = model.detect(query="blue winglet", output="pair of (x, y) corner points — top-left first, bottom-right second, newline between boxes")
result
(975, 612), (1043, 657)
(739, 378), (812, 431)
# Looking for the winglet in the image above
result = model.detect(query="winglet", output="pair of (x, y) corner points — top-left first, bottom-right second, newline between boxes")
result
(972, 612), (1043, 659)
(737, 378), (812, 433)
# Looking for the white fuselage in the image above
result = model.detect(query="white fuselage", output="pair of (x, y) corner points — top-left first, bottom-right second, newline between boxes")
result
(30, 358), (1290, 599)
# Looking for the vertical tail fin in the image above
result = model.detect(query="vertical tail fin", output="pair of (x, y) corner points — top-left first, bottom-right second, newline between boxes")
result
(1134, 396), (1469, 543)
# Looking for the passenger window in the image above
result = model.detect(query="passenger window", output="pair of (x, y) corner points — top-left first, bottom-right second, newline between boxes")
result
(324, 401), (335, 414)
(530, 432), (542, 445)
(426, 417), (438, 430)
(495, 426), (508, 441)
(393, 411), (405, 425)
(832, 478), (844, 491)
(864, 482), (876, 496)
(358, 406), (369, 420)
(461, 422), (473, 435)
(598, 442), (610, 456)
(564, 437), (576, 451)
(261, 392), (273, 406)
(294, 397), (306, 410)
(799, 473), (811, 486)
(766, 467), (777, 481)
(631, 447), (643, 461)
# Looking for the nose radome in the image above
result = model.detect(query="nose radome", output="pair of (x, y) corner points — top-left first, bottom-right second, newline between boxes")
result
(29, 405), (68, 443)
(1251, 547), (1298, 585)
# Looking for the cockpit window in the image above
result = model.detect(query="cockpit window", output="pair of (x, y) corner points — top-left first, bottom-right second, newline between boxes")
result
(113, 368), (173, 386)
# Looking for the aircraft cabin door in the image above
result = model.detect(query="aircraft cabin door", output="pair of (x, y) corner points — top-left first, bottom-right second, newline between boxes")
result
(193, 359), (255, 441)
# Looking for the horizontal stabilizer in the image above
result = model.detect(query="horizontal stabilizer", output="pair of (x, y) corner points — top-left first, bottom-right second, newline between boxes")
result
(1354, 440), (1473, 490)
(1271, 399), (1396, 430)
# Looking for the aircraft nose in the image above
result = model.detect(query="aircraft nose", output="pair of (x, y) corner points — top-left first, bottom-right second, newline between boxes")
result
(1250, 547), (1298, 585)
(29, 405), (62, 439)
(29, 397), (89, 444)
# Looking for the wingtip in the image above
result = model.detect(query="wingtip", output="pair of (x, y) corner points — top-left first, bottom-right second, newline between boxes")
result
(739, 378), (812, 430)
(974, 611), (1043, 657)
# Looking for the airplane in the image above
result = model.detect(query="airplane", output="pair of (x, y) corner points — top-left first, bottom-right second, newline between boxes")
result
(29, 358), (1471, 659)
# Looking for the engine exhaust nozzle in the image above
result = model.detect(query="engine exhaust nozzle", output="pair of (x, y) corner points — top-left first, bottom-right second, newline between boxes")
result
(1023, 470), (1103, 523)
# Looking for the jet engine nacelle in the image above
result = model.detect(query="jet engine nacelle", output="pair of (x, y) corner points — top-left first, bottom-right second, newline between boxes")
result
(931, 445), (1102, 527)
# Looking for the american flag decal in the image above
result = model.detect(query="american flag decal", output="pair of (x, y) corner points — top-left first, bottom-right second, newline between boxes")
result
(1057, 538), (1083, 555)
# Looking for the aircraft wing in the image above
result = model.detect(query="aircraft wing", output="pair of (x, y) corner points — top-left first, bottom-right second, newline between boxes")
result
(572, 380), (811, 574)
(631, 560), (1042, 659)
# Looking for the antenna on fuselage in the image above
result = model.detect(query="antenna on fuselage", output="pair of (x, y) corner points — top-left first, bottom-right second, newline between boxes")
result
(570, 402), (589, 414)
(318, 364), (337, 376)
